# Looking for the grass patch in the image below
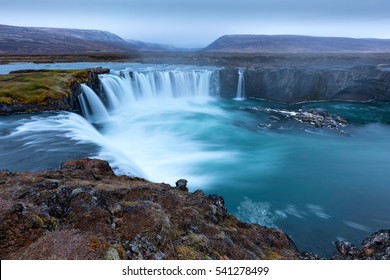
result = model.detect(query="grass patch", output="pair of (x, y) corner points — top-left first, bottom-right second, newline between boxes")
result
(0, 69), (89, 105)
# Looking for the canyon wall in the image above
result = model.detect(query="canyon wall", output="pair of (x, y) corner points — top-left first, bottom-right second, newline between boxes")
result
(220, 66), (390, 103)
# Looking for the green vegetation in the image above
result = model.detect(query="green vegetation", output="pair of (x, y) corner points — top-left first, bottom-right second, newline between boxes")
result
(0, 69), (89, 105)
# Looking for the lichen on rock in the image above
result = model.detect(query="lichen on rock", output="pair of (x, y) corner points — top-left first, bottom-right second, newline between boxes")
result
(1, 158), (387, 259)
(0, 67), (109, 114)
(0, 158), (301, 260)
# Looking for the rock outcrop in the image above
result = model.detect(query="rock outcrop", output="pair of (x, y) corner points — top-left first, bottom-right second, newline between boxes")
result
(250, 107), (348, 130)
(1, 158), (389, 260)
(332, 230), (390, 260)
(0, 67), (109, 115)
(0, 158), (300, 260)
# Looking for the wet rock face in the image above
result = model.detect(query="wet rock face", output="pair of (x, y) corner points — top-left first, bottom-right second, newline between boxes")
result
(0, 158), (300, 260)
(332, 230), (390, 260)
(86, 67), (109, 101)
(0, 96), (73, 114)
(219, 66), (390, 103)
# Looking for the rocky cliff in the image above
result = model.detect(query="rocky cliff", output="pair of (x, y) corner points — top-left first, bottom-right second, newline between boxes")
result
(220, 66), (390, 103)
(0, 67), (108, 114)
(0, 158), (300, 260)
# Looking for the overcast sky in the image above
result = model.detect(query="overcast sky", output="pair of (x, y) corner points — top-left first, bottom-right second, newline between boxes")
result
(1, 0), (390, 47)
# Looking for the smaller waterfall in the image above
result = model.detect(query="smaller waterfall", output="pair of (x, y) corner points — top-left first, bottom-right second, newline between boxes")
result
(78, 84), (110, 123)
(234, 68), (245, 101)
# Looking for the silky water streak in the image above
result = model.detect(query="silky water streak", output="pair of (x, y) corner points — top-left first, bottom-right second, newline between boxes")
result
(76, 66), (229, 185)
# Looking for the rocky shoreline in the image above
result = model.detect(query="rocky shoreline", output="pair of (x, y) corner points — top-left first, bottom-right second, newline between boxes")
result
(0, 158), (388, 260)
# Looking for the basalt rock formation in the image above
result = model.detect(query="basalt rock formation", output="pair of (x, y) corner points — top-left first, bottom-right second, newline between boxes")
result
(220, 66), (390, 103)
(0, 158), (300, 260)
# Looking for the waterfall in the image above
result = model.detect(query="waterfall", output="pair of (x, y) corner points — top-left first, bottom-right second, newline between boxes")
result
(78, 67), (219, 122)
(126, 69), (218, 99)
(77, 67), (220, 122)
(73, 66), (224, 182)
(78, 84), (110, 123)
(80, 69), (219, 115)
(234, 68), (245, 100)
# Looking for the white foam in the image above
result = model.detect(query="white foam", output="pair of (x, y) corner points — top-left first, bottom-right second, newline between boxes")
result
(306, 204), (331, 219)
(235, 197), (287, 227)
(343, 220), (372, 232)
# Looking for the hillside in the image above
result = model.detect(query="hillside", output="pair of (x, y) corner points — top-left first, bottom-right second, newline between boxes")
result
(204, 35), (390, 53)
(126, 39), (182, 52)
(0, 24), (138, 54)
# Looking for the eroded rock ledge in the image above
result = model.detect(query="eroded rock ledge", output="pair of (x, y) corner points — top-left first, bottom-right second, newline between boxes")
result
(1, 158), (389, 260)
(0, 158), (300, 260)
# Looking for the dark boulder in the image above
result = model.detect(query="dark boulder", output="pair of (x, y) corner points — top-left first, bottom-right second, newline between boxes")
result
(332, 230), (390, 260)
(175, 179), (188, 191)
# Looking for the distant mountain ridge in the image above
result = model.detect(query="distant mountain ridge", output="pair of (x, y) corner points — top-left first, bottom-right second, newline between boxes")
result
(204, 35), (390, 53)
(126, 39), (183, 52)
(0, 24), (149, 54)
(2, 24), (390, 54)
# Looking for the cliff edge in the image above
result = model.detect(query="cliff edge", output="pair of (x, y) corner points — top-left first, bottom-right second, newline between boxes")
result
(0, 158), (300, 260)
(0, 67), (107, 114)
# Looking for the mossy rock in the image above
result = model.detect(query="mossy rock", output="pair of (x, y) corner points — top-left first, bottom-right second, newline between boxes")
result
(0, 69), (89, 106)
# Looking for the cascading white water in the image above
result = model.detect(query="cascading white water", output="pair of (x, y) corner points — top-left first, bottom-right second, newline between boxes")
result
(234, 68), (245, 100)
(79, 84), (110, 123)
(79, 68), (219, 119)
(75, 67), (227, 183)
(100, 69), (218, 108)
